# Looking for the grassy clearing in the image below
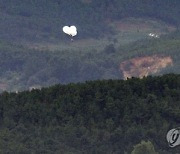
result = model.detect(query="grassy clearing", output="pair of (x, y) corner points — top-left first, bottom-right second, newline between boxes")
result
(0, 18), (178, 92)
(21, 18), (176, 52)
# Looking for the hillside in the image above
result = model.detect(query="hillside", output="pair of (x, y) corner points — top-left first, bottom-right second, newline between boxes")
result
(0, 0), (179, 41)
(0, 74), (179, 153)
(0, 0), (179, 92)
(0, 30), (180, 92)
(0, 1), (179, 154)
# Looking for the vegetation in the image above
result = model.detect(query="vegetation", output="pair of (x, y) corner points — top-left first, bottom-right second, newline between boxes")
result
(0, 1), (179, 153)
(0, 1), (179, 91)
(131, 141), (158, 154)
(0, 30), (179, 92)
(0, 74), (179, 153)
(0, 0), (179, 41)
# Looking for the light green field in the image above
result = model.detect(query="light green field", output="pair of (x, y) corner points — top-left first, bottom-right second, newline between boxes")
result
(0, 17), (178, 92)
(22, 17), (176, 52)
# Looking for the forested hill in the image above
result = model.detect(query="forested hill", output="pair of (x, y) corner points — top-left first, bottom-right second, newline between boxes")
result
(0, 0), (179, 40)
(0, 74), (179, 153)
(0, 0), (180, 91)
(0, 30), (180, 92)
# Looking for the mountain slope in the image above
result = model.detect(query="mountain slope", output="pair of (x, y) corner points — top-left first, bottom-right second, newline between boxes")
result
(0, 0), (179, 42)
(0, 30), (179, 92)
(0, 1), (179, 91)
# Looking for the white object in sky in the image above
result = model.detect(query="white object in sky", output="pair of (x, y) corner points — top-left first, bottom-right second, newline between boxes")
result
(148, 33), (153, 36)
(63, 25), (77, 37)
(148, 33), (160, 38)
(148, 33), (155, 37)
(155, 35), (160, 38)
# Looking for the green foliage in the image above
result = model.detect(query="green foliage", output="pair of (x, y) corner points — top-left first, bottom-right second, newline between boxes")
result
(131, 140), (158, 154)
(0, 0), (179, 40)
(0, 74), (179, 153)
(0, 1), (179, 91)
(0, 2), (179, 153)
(0, 31), (180, 92)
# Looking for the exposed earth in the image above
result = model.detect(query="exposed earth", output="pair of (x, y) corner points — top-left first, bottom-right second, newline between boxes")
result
(120, 55), (173, 79)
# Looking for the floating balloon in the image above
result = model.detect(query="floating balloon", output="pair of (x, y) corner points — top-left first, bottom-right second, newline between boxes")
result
(63, 25), (77, 37)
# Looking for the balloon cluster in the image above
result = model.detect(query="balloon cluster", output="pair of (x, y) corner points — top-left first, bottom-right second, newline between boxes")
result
(63, 26), (77, 37)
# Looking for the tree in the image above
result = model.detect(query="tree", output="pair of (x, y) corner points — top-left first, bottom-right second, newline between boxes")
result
(131, 140), (159, 154)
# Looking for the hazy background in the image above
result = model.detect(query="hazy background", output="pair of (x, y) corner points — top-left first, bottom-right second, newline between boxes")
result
(0, 0), (179, 92)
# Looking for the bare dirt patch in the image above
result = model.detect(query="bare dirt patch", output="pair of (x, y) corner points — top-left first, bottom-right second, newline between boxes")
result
(120, 55), (173, 79)
(113, 18), (176, 33)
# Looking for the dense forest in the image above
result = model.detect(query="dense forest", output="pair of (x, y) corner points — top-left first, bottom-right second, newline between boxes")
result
(0, 74), (179, 153)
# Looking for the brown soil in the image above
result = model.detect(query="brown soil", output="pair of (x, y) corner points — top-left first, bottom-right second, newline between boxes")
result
(120, 55), (173, 79)
(114, 18), (176, 33)
(115, 21), (148, 31)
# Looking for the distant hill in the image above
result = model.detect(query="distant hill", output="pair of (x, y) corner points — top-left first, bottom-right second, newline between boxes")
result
(0, 1), (179, 91)
(0, 74), (179, 153)
(0, 30), (179, 92)
(0, 0), (179, 41)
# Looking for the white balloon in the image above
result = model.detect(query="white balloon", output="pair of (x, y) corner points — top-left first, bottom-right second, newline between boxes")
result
(63, 26), (71, 35)
(63, 25), (77, 37)
(70, 26), (77, 36)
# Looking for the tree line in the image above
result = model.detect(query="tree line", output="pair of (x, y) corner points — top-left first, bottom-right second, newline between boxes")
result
(0, 74), (179, 153)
